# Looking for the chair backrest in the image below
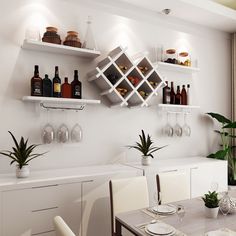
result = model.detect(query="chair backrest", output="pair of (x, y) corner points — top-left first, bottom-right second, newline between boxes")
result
(54, 216), (76, 236)
(109, 176), (149, 235)
(156, 171), (190, 204)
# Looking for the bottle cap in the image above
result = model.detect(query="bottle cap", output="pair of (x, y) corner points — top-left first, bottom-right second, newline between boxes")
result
(64, 77), (68, 83)
(187, 84), (190, 88)
(45, 74), (48, 78)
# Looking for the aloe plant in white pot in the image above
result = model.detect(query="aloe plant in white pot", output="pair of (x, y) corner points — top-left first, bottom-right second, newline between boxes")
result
(202, 191), (220, 219)
(128, 130), (166, 166)
(0, 131), (46, 178)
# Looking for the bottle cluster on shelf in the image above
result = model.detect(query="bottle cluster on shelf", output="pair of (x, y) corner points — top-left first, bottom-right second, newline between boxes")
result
(88, 46), (165, 107)
(31, 65), (82, 99)
(163, 81), (191, 105)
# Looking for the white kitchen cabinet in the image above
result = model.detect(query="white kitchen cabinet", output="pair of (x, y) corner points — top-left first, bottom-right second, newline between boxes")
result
(190, 161), (228, 198)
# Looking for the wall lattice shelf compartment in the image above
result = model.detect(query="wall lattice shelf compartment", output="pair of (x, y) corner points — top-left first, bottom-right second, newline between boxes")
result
(158, 104), (200, 113)
(157, 62), (200, 74)
(22, 96), (101, 111)
(22, 39), (101, 59)
(87, 46), (165, 107)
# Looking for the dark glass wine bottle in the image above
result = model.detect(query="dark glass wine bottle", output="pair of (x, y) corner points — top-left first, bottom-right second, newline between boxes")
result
(170, 81), (175, 104)
(62, 77), (72, 98)
(181, 85), (187, 105)
(175, 85), (181, 105)
(31, 65), (42, 96)
(42, 74), (52, 97)
(53, 66), (61, 97)
(163, 81), (170, 104)
(71, 70), (82, 99)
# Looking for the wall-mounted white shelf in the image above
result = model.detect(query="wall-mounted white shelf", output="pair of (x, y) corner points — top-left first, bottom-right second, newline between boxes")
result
(22, 39), (101, 59)
(87, 46), (165, 107)
(22, 96), (101, 111)
(157, 62), (200, 73)
(158, 104), (200, 113)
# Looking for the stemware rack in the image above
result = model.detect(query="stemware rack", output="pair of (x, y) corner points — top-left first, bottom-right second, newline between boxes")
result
(158, 104), (200, 114)
(87, 46), (165, 107)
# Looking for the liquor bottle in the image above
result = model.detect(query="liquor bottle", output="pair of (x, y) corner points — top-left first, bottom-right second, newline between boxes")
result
(170, 81), (175, 104)
(31, 65), (42, 96)
(187, 84), (191, 105)
(181, 85), (187, 105)
(62, 77), (72, 98)
(163, 81), (170, 104)
(42, 74), (52, 97)
(175, 85), (181, 105)
(53, 66), (61, 97)
(71, 70), (82, 99)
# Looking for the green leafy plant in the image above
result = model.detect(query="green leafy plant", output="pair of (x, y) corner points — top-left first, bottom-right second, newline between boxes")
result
(202, 191), (220, 208)
(0, 131), (46, 169)
(128, 130), (166, 158)
(206, 112), (236, 184)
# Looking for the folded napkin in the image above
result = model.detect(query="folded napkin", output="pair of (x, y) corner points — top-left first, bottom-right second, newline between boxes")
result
(205, 228), (236, 236)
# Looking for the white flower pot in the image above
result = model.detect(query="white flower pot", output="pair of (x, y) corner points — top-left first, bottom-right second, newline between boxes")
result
(16, 165), (30, 178)
(205, 206), (219, 219)
(141, 156), (151, 166)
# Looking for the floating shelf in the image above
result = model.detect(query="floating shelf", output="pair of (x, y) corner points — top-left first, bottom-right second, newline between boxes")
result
(87, 46), (165, 107)
(157, 62), (200, 73)
(22, 39), (101, 59)
(158, 104), (200, 113)
(22, 96), (101, 111)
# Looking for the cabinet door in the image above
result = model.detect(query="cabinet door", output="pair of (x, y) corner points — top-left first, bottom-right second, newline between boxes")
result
(82, 170), (141, 236)
(190, 161), (227, 198)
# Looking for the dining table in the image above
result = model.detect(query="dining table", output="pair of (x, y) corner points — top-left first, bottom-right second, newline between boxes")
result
(115, 191), (236, 236)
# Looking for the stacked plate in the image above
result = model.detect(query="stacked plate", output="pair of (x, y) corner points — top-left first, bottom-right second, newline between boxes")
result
(152, 204), (177, 215)
(145, 222), (176, 236)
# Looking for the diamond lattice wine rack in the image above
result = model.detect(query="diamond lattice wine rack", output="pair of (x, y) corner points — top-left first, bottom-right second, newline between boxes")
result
(87, 46), (165, 107)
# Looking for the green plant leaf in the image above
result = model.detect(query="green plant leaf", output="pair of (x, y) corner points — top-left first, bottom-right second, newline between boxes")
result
(207, 149), (229, 160)
(214, 130), (229, 136)
(223, 122), (236, 129)
(207, 112), (231, 124)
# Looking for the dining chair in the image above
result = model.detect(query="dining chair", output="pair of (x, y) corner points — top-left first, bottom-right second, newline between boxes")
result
(53, 216), (76, 236)
(109, 176), (149, 236)
(156, 171), (190, 204)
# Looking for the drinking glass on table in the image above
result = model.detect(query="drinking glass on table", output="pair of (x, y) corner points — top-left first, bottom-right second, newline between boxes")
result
(219, 192), (231, 216)
(176, 204), (185, 222)
(153, 192), (162, 220)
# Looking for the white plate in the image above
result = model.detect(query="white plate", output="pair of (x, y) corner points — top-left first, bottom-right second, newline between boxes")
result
(205, 228), (236, 236)
(146, 222), (176, 235)
(144, 227), (176, 236)
(153, 204), (176, 214)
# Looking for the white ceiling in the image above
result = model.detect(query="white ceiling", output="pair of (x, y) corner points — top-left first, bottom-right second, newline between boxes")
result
(118, 0), (236, 32)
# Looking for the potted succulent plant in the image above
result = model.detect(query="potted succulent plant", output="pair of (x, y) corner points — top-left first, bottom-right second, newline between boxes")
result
(128, 130), (166, 166)
(206, 112), (236, 185)
(0, 131), (46, 178)
(202, 191), (220, 218)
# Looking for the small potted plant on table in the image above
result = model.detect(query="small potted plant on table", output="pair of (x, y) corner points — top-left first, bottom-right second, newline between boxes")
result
(202, 191), (220, 218)
(128, 130), (166, 166)
(0, 131), (46, 178)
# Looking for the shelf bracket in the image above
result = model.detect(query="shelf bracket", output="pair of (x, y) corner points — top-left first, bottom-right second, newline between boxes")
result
(40, 102), (85, 111)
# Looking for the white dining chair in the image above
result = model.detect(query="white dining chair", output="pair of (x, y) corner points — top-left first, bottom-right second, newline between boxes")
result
(53, 216), (76, 236)
(109, 176), (149, 236)
(156, 171), (190, 204)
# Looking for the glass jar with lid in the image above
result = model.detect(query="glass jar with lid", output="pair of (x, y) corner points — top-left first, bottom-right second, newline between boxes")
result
(178, 51), (191, 67)
(164, 49), (178, 64)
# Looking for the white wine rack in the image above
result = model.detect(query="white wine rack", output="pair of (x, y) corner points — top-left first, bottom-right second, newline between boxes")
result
(87, 46), (165, 107)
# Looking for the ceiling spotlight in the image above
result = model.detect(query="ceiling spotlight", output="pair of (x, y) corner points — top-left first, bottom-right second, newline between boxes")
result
(162, 8), (171, 15)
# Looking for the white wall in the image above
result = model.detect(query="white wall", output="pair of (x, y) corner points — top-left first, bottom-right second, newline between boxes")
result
(0, 0), (231, 173)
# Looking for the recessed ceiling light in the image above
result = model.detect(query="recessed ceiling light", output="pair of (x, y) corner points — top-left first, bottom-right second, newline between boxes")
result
(162, 8), (171, 15)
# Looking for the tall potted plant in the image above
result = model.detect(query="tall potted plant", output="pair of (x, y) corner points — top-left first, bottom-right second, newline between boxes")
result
(207, 112), (236, 185)
(202, 191), (220, 218)
(0, 131), (46, 178)
(128, 130), (166, 166)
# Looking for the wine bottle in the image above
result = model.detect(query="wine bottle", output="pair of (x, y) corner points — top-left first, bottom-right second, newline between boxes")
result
(62, 77), (72, 98)
(170, 81), (175, 104)
(187, 84), (191, 105)
(31, 65), (42, 96)
(175, 85), (181, 105)
(42, 74), (52, 97)
(181, 85), (187, 105)
(71, 70), (82, 99)
(53, 66), (61, 97)
(163, 81), (170, 104)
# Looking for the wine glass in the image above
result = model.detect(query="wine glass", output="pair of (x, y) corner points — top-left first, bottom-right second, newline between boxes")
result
(57, 124), (69, 143)
(71, 123), (83, 142)
(182, 113), (191, 136)
(176, 204), (185, 222)
(174, 113), (182, 137)
(163, 112), (173, 137)
(41, 123), (54, 144)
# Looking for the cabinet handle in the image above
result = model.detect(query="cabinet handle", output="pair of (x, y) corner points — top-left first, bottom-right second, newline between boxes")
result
(162, 169), (178, 173)
(32, 184), (58, 189)
(191, 167), (199, 170)
(32, 230), (55, 235)
(32, 206), (58, 213)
